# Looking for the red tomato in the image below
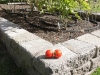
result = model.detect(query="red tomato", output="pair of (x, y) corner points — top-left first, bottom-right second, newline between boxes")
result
(54, 49), (62, 58)
(45, 50), (53, 58)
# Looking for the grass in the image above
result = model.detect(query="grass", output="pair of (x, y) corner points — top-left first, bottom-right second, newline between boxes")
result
(0, 40), (26, 75)
(91, 68), (100, 75)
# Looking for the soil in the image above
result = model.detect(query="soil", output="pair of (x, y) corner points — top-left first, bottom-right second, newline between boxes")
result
(0, 4), (100, 44)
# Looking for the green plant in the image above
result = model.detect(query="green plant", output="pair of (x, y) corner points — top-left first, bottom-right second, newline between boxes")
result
(91, 67), (100, 75)
(35, 0), (91, 30)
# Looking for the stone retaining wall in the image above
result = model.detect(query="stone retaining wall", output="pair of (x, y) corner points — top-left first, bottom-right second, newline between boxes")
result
(0, 17), (100, 75)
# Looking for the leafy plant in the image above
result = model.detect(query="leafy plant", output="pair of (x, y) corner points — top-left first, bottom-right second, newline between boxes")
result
(34, 0), (91, 30)
(91, 67), (100, 75)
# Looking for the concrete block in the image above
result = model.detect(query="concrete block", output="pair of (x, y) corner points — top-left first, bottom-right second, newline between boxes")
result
(26, 67), (42, 75)
(7, 38), (53, 69)
(51, 43), (79, 68)
(0, 29), (11, 47)
(73, 61), (91, 75)
(6, 28), (40, 43)
(2, 38), (42, 75)
(33, 43), (78, 75)
(0, 17), (8, 23)
(62, 39), (96, 67)
(85, 68), (96, 75)
(0, 21), (20, 32)
(0, 21), (40, 42)
(18, 39), (53, 57)
(77, 33), (100, 56)
(4, 43), (42, 75)
(0, 18), (54, 75)
(91, 29), (100, 38)
(91, 56), (100, 70)
(1, 17), (99, 75)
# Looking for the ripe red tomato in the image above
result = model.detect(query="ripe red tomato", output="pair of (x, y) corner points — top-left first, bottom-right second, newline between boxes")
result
(45, 50), (53, 58)
(54, 49), (62, 58)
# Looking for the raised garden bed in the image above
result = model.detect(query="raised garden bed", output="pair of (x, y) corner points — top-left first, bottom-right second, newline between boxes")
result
(0, 5), (100, 44)
(0, 3), (100, 75)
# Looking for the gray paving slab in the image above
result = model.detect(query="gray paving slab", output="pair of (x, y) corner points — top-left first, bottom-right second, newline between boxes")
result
(91, 29), (100, 38)
(33, 43), (78, 75)
(91, 55), (100, 70)
(77, 33), (100, 56)
(0, 17), (8, 22)
(6, 28), (41, 42)
(18, 39), (53, 57)
(62, 39), (96, 67)
(73, 61), (91, 75)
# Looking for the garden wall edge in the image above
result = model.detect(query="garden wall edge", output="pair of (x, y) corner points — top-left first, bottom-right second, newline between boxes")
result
(0, 17), (100, 75)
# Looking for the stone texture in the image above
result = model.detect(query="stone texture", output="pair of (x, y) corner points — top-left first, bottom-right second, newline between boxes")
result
(91, 56), (100, 70)
(0, 20), (20, 32)
(77, 33), (100, 56)
(0, 17), (53, 57)
(33, 43), (78, 75)
(0, 17), (8, 22)
(62, 39), (96, 67)
(7, 29), (40, 43)
(18, 39), (53, 57)
(8, 36), (53, 74)
(1, 17), (100, 75)
(73, 61), (91, 75)
(0, 19), (40, 42)
(0, 17), (52, 75)
(85, 68), (96, 75)
(6, 45), (42, 75)
(0, 28), (11, 48)
(91, 29), (100, 38)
